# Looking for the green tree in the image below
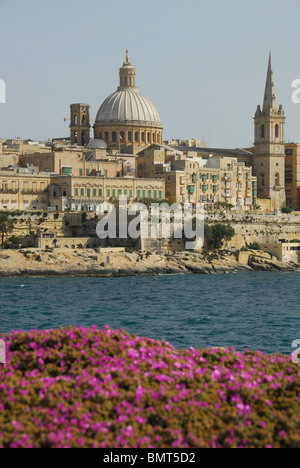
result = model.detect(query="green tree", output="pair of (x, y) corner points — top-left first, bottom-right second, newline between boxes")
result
(0, 214), (15, 249)
(205, 223), (235, 250)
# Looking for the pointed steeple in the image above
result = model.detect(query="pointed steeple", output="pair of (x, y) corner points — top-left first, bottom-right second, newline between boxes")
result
(263, 52), (277, 112)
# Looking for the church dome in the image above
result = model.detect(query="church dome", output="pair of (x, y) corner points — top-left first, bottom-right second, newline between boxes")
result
(95, 89), (161, 127)
(93, 50), (163, 150)
(87, 139), (108, 149)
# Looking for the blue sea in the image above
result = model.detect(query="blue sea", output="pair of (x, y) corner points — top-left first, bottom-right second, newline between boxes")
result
(0, 271), (299, 354)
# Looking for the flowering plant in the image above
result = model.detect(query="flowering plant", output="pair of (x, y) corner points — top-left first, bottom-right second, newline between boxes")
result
(0, 326), (299, 448)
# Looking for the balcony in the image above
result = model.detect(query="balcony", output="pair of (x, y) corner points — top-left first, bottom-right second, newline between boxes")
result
(0, 188), (19, 194)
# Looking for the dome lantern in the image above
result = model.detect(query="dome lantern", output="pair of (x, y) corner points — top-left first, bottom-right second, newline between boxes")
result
(118, 49), (137, 90)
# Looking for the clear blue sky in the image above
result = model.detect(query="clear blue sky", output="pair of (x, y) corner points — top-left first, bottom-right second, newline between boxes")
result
(1, 0), (300, 147)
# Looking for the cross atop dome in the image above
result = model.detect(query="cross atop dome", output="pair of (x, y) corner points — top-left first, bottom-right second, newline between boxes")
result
(126, 49), (129, 63)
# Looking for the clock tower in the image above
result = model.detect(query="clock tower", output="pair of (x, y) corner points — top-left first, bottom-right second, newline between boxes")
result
(253, 53), (286, 210)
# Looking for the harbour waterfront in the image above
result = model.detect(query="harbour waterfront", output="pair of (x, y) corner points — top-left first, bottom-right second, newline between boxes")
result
(0, 271), (299, 355)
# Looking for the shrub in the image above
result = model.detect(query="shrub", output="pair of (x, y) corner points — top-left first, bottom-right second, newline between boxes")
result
(282, 207), (293, 214)
(0, 326), (299, 448)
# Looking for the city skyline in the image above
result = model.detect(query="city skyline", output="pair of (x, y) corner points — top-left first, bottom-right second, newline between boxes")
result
(1, 0), (300, 147)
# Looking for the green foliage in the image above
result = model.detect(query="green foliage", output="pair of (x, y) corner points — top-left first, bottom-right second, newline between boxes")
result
(247, 242), (261, 250)
(205, 223), (235, 250)
(282, 207), (293, 214)
(0, 214), (15, 249)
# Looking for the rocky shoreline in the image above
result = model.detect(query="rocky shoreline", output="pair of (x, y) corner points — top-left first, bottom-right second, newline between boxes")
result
(0, 248), (298, 278)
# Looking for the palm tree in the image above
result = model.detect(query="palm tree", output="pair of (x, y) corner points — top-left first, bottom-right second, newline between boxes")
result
(0, 214), (15, 249)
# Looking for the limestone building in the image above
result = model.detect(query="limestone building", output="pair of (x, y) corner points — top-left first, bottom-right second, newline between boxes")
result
(253, 53), (286, 210)
(285, 143), (300, 210)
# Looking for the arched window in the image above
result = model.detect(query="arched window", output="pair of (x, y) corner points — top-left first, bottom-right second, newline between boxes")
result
(129, 77), (132, 86)
(128, 131), (132, 142)
(261, 125), (265, 138)
(112, 131), (117, 142)
(105, 132), (109, 141)
(125, 77), (128, 86)
(275, 173), (280, 186)
(135, 132), (139, 142)
(275, 124), (279, 138)
(82, 115), (86, 124)
(153, 133), (156, 143)
(141, 132), (145, 142)
(261, 173), (265, 187)
(120, 131), (125, 142)
(74, 115), (78, 125)
(120, 77), (123, 86)
(147, 132), (150, 142)
(82, 132), (86, 146)
(74, 131), (78, 144)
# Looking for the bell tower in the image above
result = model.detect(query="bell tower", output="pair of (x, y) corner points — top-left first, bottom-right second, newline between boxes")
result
(253, 53), (286, 210)
(70, 103), (90, 146)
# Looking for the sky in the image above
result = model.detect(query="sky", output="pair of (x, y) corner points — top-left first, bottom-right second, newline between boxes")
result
(1, 0), (300, 148)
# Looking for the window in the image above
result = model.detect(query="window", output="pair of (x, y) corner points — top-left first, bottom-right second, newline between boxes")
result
(124, 189), (127, 196)
(93, 189), (96, 197)
(112, 132), (117, 142)
(75, 188), (79, 196)
(128, 132), (132, 142)
(137, 190), (141, 198)
(135, 132), (138, 142)
(120, 131), (125, 142)
(81, 188), (84, 196)
(125, 77), (128, 86)
(75, 205), (78, 211)
(154, 190), (157, 199)
(86, 169), (89, 176)
(105, 132), (109, 141)
(118, 189), (122, 196)
(261, 125), (265, 138)
(87, 189), (91, 198)
(99, 189), (102, 197)
(147, 133), (150, 142)
(275, 124), (279, 138)
(142, 190), (146, 198)
(74, 115), (78, 124)
(141, 133), (145, 142)
(148, 190), (152, 198)
(129, 190), (133, 198)
(79, 169), (83, 176)
(107, 189), (110, 197)
(275, 173), (280, 186)
(153, 133), (155, 143)
(112, 189), (116, 198)
(261, 173), (265, 187)
(159, 191), (162, 199)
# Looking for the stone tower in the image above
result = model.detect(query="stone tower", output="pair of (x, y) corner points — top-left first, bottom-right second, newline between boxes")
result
(70, 103), (90, 146)
(253, 53), (286, 210)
